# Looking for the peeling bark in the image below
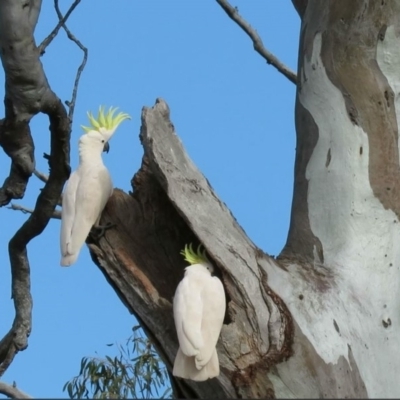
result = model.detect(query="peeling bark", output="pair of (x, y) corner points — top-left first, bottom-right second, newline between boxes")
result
(273, 0), (400, 397)
(280, 101), (323, 263)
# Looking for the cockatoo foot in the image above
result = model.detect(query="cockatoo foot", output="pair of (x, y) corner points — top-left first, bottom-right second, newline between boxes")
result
(89, 222), (116, 240)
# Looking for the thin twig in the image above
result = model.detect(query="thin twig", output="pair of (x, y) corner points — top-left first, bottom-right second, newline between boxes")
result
(54, 0), (88, 120)
(215, 0), (297, 84)
(9, 203), (61, 220)
(38, 0), (82, 54)
(33, 169), (48, 183)
(0, 381), (32, 399)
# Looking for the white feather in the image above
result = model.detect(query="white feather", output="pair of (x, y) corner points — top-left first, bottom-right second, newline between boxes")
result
(60, 170), (80, 262)
(60, 131), (113, 266)
(173, 263), (226, 381)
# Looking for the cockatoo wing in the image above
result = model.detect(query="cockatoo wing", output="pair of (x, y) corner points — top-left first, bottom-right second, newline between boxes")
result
(195, 275), (226, 369)
(60, 170), (80, 263)
(173, 347), (219, 382)
(173, 270), (204, 357)
(68, 167), (112, 255)
(60, 166), (112, 266)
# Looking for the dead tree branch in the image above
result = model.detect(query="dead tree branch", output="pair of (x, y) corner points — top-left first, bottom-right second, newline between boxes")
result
(0, 0), (85, 377)
(15, 170), (62, 213)
(0, 381), (32, 399)
(216, 0), (297, 84)
(33, 169), (49, 184)
(53, 0), (88, 120)
(38, 0), (82, 54)
(9, 203), (61, 220)
(87, 98), (292, 398)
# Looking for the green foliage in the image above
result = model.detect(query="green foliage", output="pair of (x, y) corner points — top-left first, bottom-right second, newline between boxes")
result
(63, 325), (172, 399)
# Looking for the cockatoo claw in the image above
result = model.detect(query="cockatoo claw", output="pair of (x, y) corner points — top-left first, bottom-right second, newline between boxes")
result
(89, 222), (116, 240)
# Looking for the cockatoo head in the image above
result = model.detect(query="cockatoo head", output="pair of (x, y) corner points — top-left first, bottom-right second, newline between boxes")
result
(80, 106), (131, 151)
(180, 243), (214, 273)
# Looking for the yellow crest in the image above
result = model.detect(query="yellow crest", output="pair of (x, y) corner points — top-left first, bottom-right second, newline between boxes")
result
(180, 243), (209, 265)
(81, 106), (131, 133)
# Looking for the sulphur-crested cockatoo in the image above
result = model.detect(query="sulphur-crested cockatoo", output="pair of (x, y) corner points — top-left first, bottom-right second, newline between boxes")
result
(173, 244), (226, 381)
(60, 106), (130, 266)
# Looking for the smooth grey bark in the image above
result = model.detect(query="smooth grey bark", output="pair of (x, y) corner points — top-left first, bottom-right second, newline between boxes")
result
(271, 0), (400, 397)
(281, 0), (400, 259)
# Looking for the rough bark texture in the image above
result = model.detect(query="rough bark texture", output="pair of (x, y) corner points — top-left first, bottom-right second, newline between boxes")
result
(0, 0), (70, 376)
(89, 1), (400, 398)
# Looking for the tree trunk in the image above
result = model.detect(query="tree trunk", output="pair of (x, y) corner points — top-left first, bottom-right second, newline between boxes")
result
(89, 1), (400, 398)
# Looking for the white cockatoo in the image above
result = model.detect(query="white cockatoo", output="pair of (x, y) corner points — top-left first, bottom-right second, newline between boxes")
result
(173, 244), (226, 381)
(60, 106), (130, 266)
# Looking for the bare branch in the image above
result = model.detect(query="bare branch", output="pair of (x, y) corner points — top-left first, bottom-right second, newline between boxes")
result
(33, 169), (48, 183)
(0, 381), (32, 399)
(215, 0), (297, 84)
(9, 168), (63, 220)
(54, 0), (88, 120)
(9, 203), (61, 220)
(38, 0), (82, 54)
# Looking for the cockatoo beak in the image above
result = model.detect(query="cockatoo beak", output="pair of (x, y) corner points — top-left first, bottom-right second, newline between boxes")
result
(103, 141), (110, 153)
